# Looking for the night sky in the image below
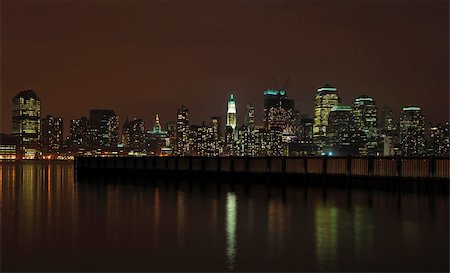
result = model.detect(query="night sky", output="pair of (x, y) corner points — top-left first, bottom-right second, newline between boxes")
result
(1, 0), (448, 134)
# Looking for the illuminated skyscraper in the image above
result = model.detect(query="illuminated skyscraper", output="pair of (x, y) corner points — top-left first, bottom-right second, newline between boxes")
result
(352, 95), (378, 155)
(69, 117), (91, 149)
(400, 106), (425, 156)
(226, 94), (237, 130)
(313, 84), (340, 140)
(89, 109), (119, 148)
(427, 122), (449, 156)
(122, 117), (145, 150)
(352, 96), (377, 136)
(153, 114), (162, 133)
(176, 105), (190, 156)
(327, 105), (355, 155)
(380, 106), (397, 135)
(245, 104), (255, 130)
(12, 90), (41, 148)
(41, 115), (63, 153)
(263, 89), (295, 134)
(210, 116), (222, 155)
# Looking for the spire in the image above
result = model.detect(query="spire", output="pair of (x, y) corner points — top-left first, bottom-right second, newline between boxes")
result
(153, 113), (161, 133)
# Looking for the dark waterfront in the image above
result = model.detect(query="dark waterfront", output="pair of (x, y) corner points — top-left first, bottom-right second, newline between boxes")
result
(1, 161), (449, 272)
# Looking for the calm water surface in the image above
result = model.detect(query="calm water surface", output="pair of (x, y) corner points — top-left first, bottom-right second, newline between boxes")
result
(1, 161), (449, 272)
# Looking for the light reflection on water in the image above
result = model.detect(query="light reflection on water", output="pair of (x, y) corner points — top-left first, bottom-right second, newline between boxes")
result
(1, 161), (449, 272)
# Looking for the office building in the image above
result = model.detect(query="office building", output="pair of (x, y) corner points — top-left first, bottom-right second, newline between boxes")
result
(263, 89), (295, 134)
(122, 117), (145, 150)
(89, 109), (119, 148)
(176, 105), (190, 156)
(69, 117), (91, 149)
(313, 84), (340, 142)
(428, 122), (449, 156)
(400, 106), (426, 156)
(327, 105), (355, 155)
(12, 90), (41, 149)
(226, 94), (237, 131)
(352, 95), (378, 155)
(41, 115), (63, 153)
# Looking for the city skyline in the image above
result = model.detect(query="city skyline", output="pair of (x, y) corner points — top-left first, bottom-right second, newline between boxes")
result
(1, 0), (448, 134)
(3, 85), (447, 135)
(3, 87), (448, 159)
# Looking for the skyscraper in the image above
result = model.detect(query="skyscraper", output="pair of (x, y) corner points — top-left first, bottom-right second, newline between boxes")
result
(41, 115), (63, 153)
(12, 90), (41, 148)
(89, 109), (119, 148)
(69, 117), (91, 150)
(352, 95), (378, 155)
(352, 95), (377, 136)
(327, 105), (355, 155)
(122, 118), (145, 150)
(226, 94), (237, 130)
(313, 84), (340, 140)
(380, 106), (397, 135)
(245, 104), (255, 130)
(427, 122), (449, 156)
(176, 105), (190, 156)
(263, 89), (295, 134)
(400, 106), (426, 156)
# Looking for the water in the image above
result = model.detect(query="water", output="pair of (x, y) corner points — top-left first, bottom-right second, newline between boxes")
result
(1, 161), (449, 272)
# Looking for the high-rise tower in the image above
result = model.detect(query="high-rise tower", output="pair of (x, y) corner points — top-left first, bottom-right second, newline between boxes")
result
(41, 115), (63, 153)
(176, 105), (190, 156)
(226, 94), (237, 130)
(12, 90), (41, 148)
(89, 109), (119, 147)
(400, 106), (425, 156)
(263, 90), (295, 133)
(313, 84), (340, 140)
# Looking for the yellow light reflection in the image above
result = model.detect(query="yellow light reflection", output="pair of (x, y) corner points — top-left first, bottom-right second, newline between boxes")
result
(226, 192), (237, 271)
(315, 203), (338, 270)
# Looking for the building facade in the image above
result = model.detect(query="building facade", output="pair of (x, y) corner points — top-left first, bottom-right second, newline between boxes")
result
(176, 105), (190, 156)
(12, 90), (41, 149)
(313, 84), (340, 141)
(41, 115), (63, 153)
(400, 106), (426, 156)
(89, 109), (119, 148)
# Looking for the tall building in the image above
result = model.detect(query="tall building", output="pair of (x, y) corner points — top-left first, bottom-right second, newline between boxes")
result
(263, 89), (295, 134)
(352, 96), (377, 136)
(380, 106), (397, 135)
(122, 117), (145, 150)
(68, 117), (91, 149)
(299, 115), (314, 144)
(427, 122), (449, 156)
(352, 95), (378, 155)
(176, 105), (190, 156)
(41, 115), (63, 153)
(327, 105), (354, 155)
(12, 90), (41, 148)
(400, 106), (425, 156)
(313, 84), (340, 140)
(89, 109), (119, 148)
(226, 94), (237, 131)
(210, 116), (222, 155)
(146, 115), (169, 156)
(245, 104), (255, 130)
(166, 121), (177, 150)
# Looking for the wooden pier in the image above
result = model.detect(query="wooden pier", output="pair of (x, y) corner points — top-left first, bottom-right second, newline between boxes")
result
(75, 156), (449, 191)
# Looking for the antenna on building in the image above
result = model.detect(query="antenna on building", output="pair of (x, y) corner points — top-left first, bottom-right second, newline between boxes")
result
(272, 76), (280, 90)
(282, 75), (291, 92)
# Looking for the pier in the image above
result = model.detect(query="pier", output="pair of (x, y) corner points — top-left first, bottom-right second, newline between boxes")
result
(75, 156), (449, 191)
